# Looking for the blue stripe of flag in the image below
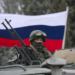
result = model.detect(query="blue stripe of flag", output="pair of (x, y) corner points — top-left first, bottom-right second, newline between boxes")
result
(0, 25), (65, 39)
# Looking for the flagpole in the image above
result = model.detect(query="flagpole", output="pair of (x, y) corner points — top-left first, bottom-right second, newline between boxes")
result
(62, 7), (69, 49)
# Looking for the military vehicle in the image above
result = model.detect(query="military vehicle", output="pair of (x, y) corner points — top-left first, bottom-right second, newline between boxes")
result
(0, 19), (75, 75)
(0, 49), (75, 75)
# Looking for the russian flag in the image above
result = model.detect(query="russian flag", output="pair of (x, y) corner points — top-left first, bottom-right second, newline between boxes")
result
(0, 10), (68, 52)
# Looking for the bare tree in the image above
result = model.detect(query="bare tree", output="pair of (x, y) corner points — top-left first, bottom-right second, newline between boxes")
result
(0, 0), (24, 14)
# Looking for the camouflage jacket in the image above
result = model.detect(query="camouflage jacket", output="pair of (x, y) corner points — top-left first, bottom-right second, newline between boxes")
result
(30, 44), (52, 63)
(0, 45), (52, 66)
(0, 47), (17, 66)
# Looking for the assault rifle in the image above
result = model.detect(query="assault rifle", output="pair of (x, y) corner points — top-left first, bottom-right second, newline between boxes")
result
(1, 19), (40, 65)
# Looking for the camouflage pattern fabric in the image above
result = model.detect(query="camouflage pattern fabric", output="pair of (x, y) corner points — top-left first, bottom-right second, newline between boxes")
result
(30, 44), (52, 63)
(0, 47), (17, 66)
(29, 30), (46, 42)
(0, 45), (52, 66)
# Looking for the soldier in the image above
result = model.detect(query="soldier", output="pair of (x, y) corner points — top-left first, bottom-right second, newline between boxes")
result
(2, 30), (52, 66)
(29, 30), (52, 63)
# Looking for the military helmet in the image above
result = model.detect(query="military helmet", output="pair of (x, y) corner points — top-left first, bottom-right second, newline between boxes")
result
(29, 30), (47, 42)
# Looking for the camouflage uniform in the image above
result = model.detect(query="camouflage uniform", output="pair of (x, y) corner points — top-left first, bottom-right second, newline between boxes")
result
(29, 30), (52, 63)
(0, 47), (17, 66)
(30, 44), (52, 63)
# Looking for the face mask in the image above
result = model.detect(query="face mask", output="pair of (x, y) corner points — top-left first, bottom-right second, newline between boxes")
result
(31, 41), (43, 48)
